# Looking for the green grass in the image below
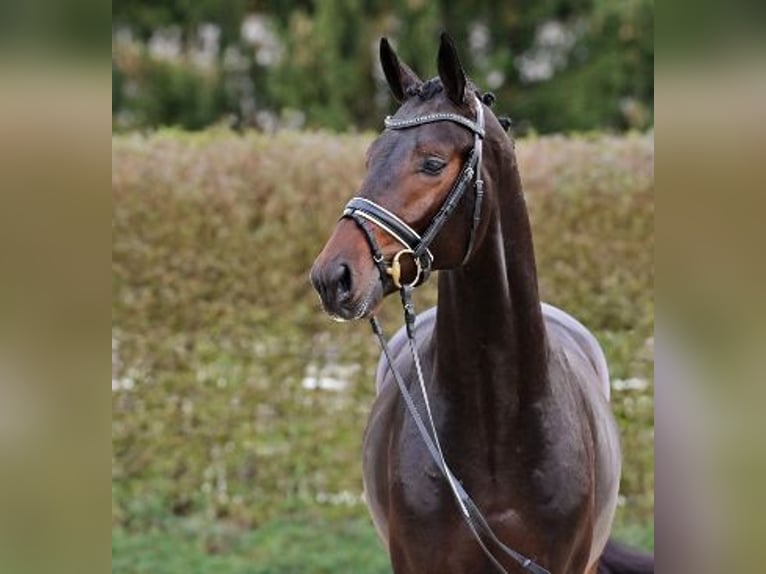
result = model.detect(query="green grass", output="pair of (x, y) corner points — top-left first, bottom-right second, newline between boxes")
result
(611, 520), (654, 552)
(112, 514), (652, 573)
(113, 516), (390, 574)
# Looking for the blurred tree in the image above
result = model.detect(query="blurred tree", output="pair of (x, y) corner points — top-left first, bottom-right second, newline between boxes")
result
(112, 59), (123, 113)
(112, 0), (653, 133)
(267, 0), (368, 129)
(113, 0), (248, 48)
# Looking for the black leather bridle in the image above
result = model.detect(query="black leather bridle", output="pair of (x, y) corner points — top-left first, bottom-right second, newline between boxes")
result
(338, 96), (550, 574)
(341, 95), (486, 288)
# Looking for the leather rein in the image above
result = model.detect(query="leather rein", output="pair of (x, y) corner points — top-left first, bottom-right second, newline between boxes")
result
(339, 97), (550, 574)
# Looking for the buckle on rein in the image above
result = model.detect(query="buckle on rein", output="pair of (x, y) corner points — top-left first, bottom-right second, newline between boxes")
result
(386, 248), (423, 289)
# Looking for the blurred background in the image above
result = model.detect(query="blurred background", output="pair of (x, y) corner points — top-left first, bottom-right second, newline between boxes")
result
(112, 2), (654, 573)
(112, 0), (653, 134)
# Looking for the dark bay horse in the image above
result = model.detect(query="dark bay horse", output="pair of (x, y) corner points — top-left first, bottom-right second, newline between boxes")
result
(310, 34), (653, 574)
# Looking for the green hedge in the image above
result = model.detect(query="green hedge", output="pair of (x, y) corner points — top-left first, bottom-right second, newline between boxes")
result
(112, 130), (653, 536)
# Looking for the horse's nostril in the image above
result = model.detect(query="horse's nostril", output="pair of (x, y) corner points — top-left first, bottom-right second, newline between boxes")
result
(337, 263), (353, 297)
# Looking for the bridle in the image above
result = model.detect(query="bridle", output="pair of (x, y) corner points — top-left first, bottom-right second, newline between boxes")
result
(342, 95), (486, 289)
(337, 96), (550, 574)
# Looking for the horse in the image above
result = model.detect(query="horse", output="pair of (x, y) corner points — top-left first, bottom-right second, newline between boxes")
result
(310, 33), (653, 574)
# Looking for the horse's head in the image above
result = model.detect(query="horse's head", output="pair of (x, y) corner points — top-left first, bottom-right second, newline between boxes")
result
(311, 33), (498, 321)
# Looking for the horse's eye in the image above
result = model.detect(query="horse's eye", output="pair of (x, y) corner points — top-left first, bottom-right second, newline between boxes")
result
(421, 157), (446, 175)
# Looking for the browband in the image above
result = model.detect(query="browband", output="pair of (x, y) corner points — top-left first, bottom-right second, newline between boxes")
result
(384, 112), (485, 137)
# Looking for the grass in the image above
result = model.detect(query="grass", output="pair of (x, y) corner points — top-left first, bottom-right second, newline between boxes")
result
(113, 514), (652, 573)
(113, 516), (390, 574)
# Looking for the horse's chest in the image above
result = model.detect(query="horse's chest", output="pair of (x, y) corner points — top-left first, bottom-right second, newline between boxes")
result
(389, 411), (591, 530)
(390, 428), (450, 518)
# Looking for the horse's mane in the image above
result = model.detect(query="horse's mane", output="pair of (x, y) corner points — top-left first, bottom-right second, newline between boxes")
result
(404, 78), (494, 113)
(404, 78), (444, 100)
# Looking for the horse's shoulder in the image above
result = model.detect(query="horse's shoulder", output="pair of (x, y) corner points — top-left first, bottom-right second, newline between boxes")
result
(542, 302), (610, 401)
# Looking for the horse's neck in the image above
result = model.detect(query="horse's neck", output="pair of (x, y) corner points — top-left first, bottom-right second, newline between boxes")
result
(434, 152), (548, 423)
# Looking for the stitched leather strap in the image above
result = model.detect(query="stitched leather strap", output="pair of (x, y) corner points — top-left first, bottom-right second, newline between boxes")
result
(343, 197), (434, 286)
(414, 149), (478, 260)
(385, 112), (485, 137)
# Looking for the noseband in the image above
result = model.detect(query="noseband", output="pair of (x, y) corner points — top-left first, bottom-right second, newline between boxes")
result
(341, 95), (486, 288)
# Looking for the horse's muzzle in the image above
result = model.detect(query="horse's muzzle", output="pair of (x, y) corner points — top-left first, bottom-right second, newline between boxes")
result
(310, 259), (354, 316)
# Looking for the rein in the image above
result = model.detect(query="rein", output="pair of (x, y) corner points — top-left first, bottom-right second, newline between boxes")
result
(341, 97), (550, 574)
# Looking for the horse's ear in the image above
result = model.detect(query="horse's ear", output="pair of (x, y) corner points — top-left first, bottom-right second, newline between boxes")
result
(380, 37), (421, 103)
(437, 32), (466, 105)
